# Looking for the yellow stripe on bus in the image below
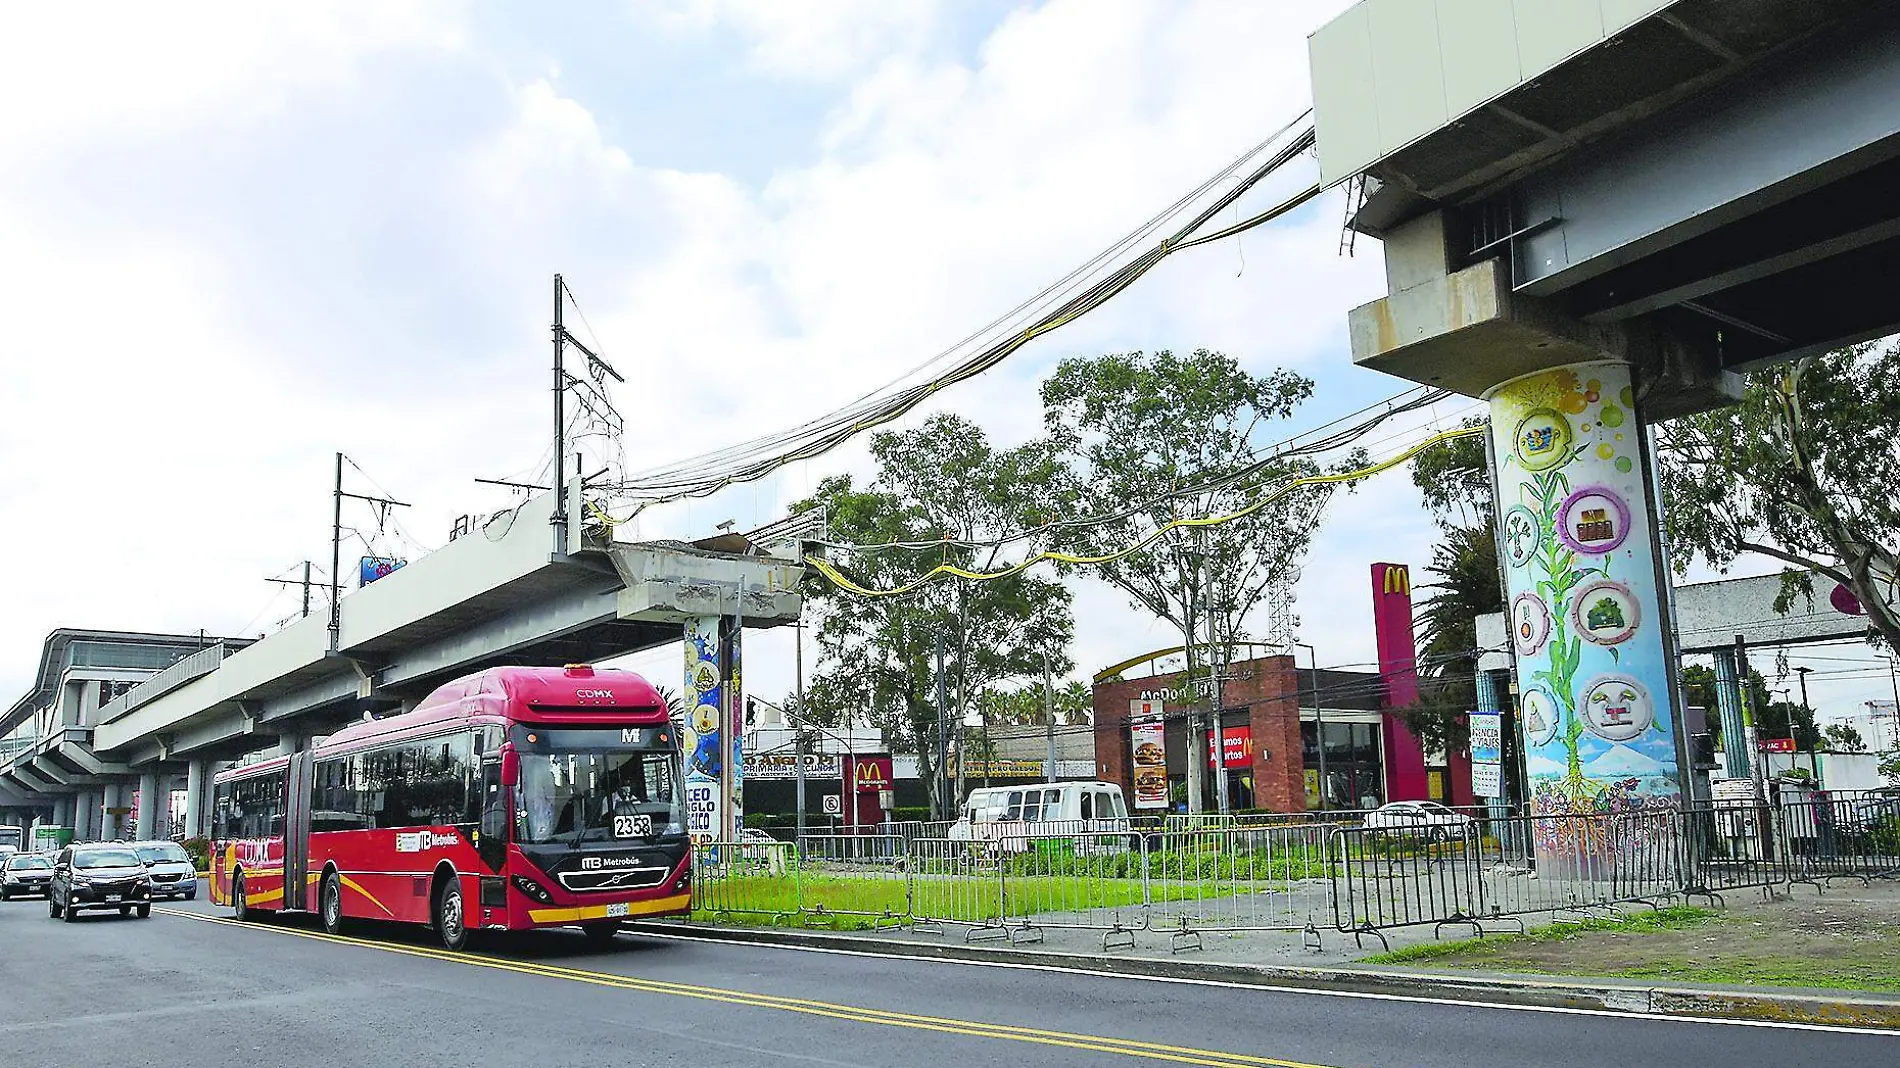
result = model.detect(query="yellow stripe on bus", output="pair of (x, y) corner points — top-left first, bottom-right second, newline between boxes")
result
(527, 894), (691, 924)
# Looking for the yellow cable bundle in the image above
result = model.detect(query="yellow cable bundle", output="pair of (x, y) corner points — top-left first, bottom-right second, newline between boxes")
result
(803, 426), (1483, 598)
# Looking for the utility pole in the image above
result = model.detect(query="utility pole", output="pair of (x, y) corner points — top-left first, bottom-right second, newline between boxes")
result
(794, 617), (806, 842)
(935, 631), (951, 819)
(1887, 656), (1900, 752)
(1795, 665), (1815, 776)
(1300, 641), (1325, 812)
(1041, 646), (1058, 785)
(551, 273), (567, 557)
(330, 453), (410, 655)
(1203, 532), (1229, 814)
(265, 561), (316, 619)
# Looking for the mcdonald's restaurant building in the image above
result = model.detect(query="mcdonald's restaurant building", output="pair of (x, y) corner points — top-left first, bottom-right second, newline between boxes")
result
(1091, 562), (1474, 814)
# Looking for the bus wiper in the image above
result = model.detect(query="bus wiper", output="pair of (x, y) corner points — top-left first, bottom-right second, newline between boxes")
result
(567, 802), (589, 851)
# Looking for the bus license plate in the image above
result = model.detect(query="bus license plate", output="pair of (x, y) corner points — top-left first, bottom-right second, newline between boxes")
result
(612, 814), (651, 838)
(605, 902), (630, 918)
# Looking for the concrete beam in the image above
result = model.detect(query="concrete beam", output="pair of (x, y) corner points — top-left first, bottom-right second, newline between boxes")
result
(1346, 244), (1742, 418)
(4, 765), (65, 795)
(610, 545), (803, 626)
(48, 743), (135, 778)
(26, 758), (91, 789)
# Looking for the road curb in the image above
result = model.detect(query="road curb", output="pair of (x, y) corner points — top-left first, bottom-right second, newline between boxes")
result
(623, 921), (1900, 1029)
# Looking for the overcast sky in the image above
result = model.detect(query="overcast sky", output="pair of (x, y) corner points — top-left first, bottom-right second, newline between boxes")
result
(2, 1), (1890, 726)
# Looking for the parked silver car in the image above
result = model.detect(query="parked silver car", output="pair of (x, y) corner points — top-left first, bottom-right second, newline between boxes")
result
(130, 840), (199, 901)
(1, 852), (54, 899)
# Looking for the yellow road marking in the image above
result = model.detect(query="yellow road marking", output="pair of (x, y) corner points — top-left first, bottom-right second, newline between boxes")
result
(154, 907), (1334, 1068)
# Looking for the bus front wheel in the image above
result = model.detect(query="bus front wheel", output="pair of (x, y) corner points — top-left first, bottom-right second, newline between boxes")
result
(435, 877), (469, 952)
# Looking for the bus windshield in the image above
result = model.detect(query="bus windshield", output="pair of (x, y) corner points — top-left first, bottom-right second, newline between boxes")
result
(511, 726), (683, 845)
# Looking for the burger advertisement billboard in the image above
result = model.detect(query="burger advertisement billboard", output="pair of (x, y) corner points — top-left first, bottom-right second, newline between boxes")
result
(1129, 700), (1168, 810)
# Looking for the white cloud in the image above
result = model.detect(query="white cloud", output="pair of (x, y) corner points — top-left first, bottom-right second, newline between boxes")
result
(26, 0), (1744, 725)
(637, 0), (947, 83)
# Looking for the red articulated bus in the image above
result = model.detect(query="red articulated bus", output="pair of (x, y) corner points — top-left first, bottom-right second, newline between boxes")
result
(209, 664), (690, 950)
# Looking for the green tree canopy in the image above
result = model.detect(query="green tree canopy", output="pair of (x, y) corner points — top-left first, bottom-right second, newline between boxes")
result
(795, 414), (1074, 815)
(1656, 342), (1900, 650)
(1039, 348), (1340, 676)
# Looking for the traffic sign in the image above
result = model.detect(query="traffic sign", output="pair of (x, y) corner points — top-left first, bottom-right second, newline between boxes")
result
(822, 794), (842, 815)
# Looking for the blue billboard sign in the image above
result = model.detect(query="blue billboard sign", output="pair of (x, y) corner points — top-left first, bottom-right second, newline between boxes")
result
(359, 556), (406, 587)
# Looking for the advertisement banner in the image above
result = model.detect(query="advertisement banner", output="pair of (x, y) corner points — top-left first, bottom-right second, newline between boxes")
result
(359, 556), (406, 587)
(1129, 701), (1167, 810)
(682, 616), (723, 845)
(1205, 724), (1253, 769)
(1469, 713), (1503, 764)
(744, 752), (843, 780)
(1471, 761), (1503, 798)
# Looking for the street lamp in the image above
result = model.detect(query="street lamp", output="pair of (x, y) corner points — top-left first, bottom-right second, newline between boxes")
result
(1293, 642), (1323, 812)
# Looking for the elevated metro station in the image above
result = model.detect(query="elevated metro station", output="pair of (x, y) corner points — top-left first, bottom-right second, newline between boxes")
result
(1, 489), (802, 842)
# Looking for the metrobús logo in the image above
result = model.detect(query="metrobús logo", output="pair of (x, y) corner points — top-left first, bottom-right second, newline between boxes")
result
(395, 831), (461, 853)
(579, 855), (644, 871)
(576, 689), (614, 700)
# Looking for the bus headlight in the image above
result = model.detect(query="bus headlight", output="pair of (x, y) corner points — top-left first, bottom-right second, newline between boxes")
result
(511, 875), (553, 903)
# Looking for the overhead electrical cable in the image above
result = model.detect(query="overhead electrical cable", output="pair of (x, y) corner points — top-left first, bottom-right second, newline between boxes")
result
(812, 384), (1459, 555)
(595, 114), (1322, 512)
(804, 425), (1484, 598)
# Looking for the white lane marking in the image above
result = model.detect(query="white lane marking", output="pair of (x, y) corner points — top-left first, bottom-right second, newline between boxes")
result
(628, 929), (1900, 1038)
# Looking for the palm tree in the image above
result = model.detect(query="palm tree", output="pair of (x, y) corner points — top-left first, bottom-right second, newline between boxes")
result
(1401, 521), (1503, 752)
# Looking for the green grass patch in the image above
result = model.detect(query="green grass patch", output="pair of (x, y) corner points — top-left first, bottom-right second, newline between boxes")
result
(1362, 906), (1720, 965)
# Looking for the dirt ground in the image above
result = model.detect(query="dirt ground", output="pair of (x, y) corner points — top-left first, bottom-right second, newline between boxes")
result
(1373, 879), (1900, 992)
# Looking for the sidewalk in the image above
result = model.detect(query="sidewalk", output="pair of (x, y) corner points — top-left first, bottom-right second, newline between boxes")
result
(629, 882), (1900, 1030)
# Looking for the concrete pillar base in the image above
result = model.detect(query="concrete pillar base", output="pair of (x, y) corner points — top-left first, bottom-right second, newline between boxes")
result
(1487, 361), (1686, 857)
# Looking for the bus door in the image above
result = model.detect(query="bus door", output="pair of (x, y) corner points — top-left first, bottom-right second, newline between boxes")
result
(283, 751), (315, 911)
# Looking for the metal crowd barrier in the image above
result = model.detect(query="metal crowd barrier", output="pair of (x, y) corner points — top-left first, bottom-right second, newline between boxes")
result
(1146, 823), (1333, 952)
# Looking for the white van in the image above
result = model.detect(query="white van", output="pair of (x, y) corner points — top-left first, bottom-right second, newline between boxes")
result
(949, 782), (1131, 850)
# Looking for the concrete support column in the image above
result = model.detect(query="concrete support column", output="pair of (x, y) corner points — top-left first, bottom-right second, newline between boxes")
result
(184, 759), (209, 839)
(1711, 647), (1753, 782)
(101, 782), (125, 840)
(52, 794), (72, 831)
(136, 771), (160, 841)
(682, 615), (743, 844)
(1488, 362), (1685, 848)
(73, 790), (94, 840)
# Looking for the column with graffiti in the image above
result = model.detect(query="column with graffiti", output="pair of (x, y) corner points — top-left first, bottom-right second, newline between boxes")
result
(1488, 362), (1684, 870)
(683, 617), (724, 845)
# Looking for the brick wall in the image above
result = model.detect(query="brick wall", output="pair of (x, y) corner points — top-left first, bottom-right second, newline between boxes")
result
(1092, 655), (1309, 813)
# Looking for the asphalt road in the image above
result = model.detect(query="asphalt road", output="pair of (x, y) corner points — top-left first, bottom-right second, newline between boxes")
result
(0, 893), (1891, 1067)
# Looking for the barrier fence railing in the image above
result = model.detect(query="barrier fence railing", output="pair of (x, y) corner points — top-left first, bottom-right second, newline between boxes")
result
(1328, 799), (1900, 948)
(685, 799), (1900, 951)
(688, 825), (1341, 951)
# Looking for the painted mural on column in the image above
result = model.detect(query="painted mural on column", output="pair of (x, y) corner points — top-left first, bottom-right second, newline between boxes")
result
(683, 616), (723, 845)
(1487, 361), (1682, 821)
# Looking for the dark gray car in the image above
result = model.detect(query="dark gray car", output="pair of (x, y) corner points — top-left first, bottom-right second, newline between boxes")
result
(48, 844), (152, 921)
(1, 852), (54, 899)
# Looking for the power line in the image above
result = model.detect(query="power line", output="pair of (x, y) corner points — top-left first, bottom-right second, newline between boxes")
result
(806, 425), (1483, 597)
(592, 115), (1322, 511)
